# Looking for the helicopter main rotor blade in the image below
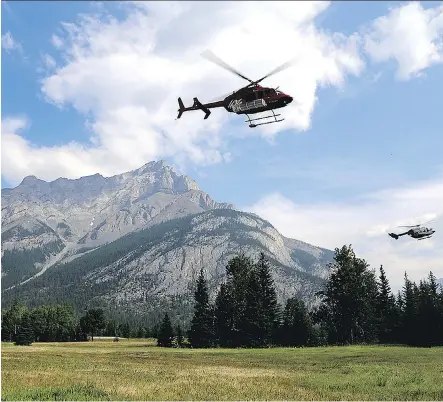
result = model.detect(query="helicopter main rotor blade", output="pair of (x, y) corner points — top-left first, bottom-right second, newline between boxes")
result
(201, 50), (255, 84)
(254, 58), (298, 85)
(398, 218), (435, 228)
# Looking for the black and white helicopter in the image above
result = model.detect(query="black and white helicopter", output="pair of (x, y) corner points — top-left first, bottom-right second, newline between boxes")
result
(388, 220), (435, 241)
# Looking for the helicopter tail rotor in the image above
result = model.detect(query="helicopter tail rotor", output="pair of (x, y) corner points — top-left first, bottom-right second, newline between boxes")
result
(388, 233), (399, 240)
(177, 97), (185, 119)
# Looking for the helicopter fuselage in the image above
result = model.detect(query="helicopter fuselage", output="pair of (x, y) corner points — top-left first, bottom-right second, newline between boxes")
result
(389, 226), (435, 240)
(408, 227), (435, 238)
(224, 86), (293, 115)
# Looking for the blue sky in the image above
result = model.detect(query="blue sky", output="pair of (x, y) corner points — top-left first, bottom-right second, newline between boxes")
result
(2, 1), (443, 289)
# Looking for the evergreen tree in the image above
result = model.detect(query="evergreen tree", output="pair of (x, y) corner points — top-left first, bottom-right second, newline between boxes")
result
(281, 297), (312, 347)
(15, 312), (34, 346)
(224, 254), (255, 346)
(255, 253), (279, 345)
(242, 268), (262, 347)
(401, 273), (419, 345)
(376, 265), (398, 343)
(188, 269), (214, 348)
(415, 273), (441, 346)
(214, 283), (234, 347)
(317, 245), (379, 345)
(157, 313), (174, 347)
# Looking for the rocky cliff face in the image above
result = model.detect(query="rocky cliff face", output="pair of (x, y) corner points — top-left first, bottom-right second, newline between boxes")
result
(1, 160), (333, 317)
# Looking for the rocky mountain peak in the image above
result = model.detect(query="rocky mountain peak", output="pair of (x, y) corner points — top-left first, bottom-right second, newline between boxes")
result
(129, 160), (200, 194)
(20, 175), (42, 186)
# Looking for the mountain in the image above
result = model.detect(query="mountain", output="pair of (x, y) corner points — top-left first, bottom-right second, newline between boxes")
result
(1, 161), (334, 324)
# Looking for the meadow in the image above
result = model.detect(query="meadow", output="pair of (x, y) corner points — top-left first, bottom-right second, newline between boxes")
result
(2, 339), (443, 401)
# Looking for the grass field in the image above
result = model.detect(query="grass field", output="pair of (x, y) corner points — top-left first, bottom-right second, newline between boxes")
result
(2, 340), (443, 400)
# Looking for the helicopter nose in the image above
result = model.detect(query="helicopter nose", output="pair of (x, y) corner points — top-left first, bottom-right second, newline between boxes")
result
(286, 96), (293, 104)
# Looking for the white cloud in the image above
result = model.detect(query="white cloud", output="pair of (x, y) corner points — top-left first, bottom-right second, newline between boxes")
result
(245, 173), (443, 291)
(1, 31), (22, 54)
(364, 2), (443, 80)
(3, 1), (367, 185)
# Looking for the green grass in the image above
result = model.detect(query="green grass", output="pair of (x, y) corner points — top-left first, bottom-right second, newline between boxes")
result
(2, 340), (443, 400)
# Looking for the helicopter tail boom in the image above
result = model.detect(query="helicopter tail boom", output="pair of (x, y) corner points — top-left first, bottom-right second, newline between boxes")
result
(177, 97), (224, 120)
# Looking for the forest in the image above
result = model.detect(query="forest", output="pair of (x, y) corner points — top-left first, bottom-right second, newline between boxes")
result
(2, 245), (442, 348)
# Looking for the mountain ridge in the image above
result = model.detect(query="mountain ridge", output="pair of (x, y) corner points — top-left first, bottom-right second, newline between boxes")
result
(1, 160), (334, 323)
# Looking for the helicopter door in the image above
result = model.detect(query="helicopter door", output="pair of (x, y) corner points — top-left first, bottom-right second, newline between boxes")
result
(244, 93), (255, 103)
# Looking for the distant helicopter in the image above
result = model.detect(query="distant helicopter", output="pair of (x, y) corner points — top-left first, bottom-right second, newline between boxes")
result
(177, 50), (295, 128)
(388, 221), (435, 241)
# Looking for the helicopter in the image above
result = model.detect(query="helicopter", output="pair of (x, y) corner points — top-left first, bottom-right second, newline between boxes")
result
(388, 221), (436, 241)
(177, 50), (295, 128)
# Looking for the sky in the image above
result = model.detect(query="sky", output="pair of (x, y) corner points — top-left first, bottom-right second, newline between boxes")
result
(2, 1), (443, 291)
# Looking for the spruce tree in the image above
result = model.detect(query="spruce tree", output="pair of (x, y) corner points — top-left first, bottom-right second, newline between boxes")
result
(157, 313), (174, 347)
(401, 273), (419, 345)
(281, 297), (312, 347)
(255, 253), (279, 345)
(243, 269), (262, 347)
(224, 254), (255, 346)
(188, 269), (214, 348)
(214, 283), (234, 347)
(376, 265), (398, 343)
(317, 245), (379, 345)
(415, 273), (441, 346)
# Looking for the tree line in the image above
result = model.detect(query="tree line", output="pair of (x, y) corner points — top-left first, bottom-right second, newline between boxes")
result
(157, 247), (443, 348)
(0, 303), (165, 346)
(3, 245), (442, 348)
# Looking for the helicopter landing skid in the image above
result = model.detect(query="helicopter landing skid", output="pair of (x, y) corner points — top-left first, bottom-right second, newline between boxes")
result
(245, 109), (284, 128)
(417, 235), (433, 240)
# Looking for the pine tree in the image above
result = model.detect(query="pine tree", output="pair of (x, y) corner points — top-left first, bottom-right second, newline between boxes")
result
(157, 313), (174, 347)
(401, 273), (419, 345)
(188, 269), (214, 348)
